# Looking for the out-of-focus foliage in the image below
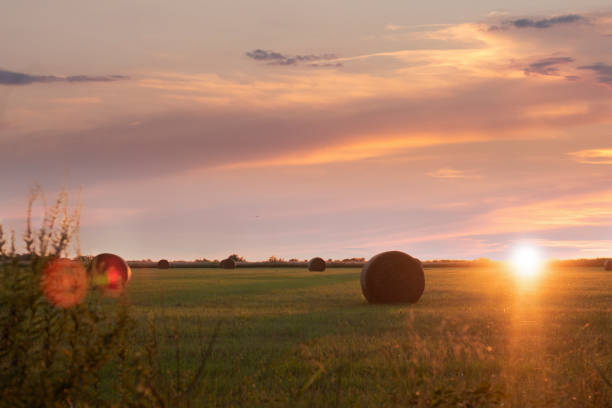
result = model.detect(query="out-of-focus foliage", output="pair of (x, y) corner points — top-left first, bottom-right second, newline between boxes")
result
(0, 187), (213, 408)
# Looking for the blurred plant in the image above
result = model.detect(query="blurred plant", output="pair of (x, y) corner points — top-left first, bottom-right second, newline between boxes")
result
(0, 187), (215, 407)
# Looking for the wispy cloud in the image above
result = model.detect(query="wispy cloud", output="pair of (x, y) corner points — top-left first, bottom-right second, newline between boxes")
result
(385, 23), (404, 32)
(468, 191), (612, 242)
(0, 69), (128, 86)
(490, 14), (585, 31)
(0, 202), (145, 228)
(384, 23), (452, 32)
(568, 148), (612, 164)
(52, 97), (102, 105)
(578, 63), (612, 85)
(349, 189), (612, 253)
(245, 49), (342, 67)
(426, 168), (478, 179)
(536, 239), (612, 252)
(511, 14), (584, 29)
(523, 56), (574, 77)
(218, 134), (481, 169)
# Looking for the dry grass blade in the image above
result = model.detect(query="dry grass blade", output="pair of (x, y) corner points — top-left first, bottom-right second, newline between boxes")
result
(0, 223), (6, 256)
(594, 361), (612, 389)
(299, 361), (326, 395)
(23, 185), (39, 255)
(183, 320), (222, 399)
(9, 229), (16, 256)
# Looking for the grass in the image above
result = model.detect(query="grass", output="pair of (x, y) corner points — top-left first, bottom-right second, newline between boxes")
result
(121, 265), (611, 407)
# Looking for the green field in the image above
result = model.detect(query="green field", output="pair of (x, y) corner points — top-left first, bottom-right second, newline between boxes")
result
(123, 266), (611, 407)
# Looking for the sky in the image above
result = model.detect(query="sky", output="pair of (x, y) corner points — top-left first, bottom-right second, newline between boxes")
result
(1, 1), (612, 261)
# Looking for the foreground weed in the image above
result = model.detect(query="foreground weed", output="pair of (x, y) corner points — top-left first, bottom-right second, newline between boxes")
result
(0, 187), (216, 407)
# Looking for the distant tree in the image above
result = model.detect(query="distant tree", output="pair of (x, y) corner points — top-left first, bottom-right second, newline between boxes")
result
(549, 258), (607, 267)
(228, 254), (246, 262)
(288, 258), (299, 262)
(342, 258), (365, 262)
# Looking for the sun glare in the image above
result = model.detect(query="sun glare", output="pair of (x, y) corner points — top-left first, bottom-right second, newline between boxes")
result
(510, 244), (544, 278)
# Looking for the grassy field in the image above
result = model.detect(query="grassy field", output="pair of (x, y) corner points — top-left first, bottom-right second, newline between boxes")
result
(122, 265), (611, 407)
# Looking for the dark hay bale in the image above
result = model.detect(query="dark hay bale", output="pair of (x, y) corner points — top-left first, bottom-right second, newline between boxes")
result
(308, 257), (326, 272)
(605, 260), (612, 271)
(157, 259), (170, 269)
(360, 251), (425, 304)
(220, 258), (236, 269)
(89, 253), (131, 297)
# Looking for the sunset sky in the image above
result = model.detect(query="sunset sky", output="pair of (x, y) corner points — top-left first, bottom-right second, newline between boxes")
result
(1, 1), (611, 261)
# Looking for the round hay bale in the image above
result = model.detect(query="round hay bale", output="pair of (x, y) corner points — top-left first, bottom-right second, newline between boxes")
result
(605, 259), (612, 271)
(220, 258), (236, 269)
(89, 253), (131, 297)
(308, 257), (326, 272)
(360, 251), (425, 304)
(157, 259), (170, 269)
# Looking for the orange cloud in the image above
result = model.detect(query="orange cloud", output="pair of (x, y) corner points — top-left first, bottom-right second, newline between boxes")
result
(348, 189), (612, 251)
(537, 239), (612, 251)
(4, 10), (612, 201)
(52, 97), (102, 105)
(135, 16), (610, 111)
(568, 148), (612, 164)
(426, 168), (479, 179)
(483, 190), (612, 230)
(524, 103), (591, 119)
(218, 134), (483, 169)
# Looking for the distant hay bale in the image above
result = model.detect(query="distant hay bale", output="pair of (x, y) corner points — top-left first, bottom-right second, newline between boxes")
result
(220, 258), (236, 269)
(308, 257), (326, 272)
(157, 259), (170, 269)
(360, 251), (425, 304)
(605, 260), (612, 271)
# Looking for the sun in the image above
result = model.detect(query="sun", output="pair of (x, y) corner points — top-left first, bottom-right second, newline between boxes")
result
(510, 244), (544, 278)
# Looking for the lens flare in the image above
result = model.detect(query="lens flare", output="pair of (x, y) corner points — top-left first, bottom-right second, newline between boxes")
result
(41, 258), (88, 308)
(510, 244), (543, 278)
(89, 253), (131, 297)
